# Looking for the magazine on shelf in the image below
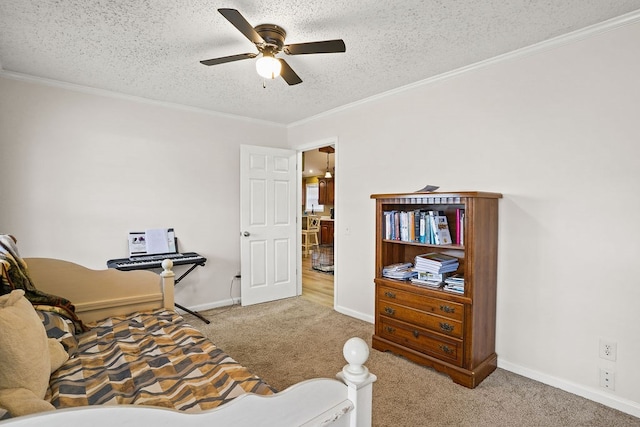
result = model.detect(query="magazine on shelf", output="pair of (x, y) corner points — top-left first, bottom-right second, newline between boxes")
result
(411, 278), (443, 288)
(443, 285), (464, 294)
(443, 273), (465, 294)
(383, 262), (413, 272)
(415, 270), (451, 282)
(383, 268), (417, 280)
(382, 262), (417, 280)
(444, 273), (465, 285)
(415, 253), (458, 266)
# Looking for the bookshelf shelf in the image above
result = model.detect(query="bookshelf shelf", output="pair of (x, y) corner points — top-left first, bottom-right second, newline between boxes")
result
(371, 191), (502, 388)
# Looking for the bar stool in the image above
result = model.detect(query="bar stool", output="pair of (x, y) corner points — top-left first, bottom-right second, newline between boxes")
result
(302, 215), (320, 256)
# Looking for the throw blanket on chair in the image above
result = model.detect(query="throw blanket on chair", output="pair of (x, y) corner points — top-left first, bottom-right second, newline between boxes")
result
(0, 234), (86, 332)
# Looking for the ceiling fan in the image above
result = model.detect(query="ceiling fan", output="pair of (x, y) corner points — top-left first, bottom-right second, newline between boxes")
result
(200, 8), (346, 85)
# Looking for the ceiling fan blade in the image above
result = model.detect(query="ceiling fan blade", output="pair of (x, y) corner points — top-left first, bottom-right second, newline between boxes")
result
(278, 59), (302, 85)
(218, 8), (265, 45)
(200, 53), (257, 66)
(284, 39), (346, 55)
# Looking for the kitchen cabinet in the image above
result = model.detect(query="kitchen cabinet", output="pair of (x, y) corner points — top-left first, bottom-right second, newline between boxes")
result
(320, 220), (334, 245)
(318, 178), (334, 205)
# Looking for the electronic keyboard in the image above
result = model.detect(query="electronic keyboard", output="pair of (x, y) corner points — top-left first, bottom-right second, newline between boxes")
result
(107, 252), (206, 271)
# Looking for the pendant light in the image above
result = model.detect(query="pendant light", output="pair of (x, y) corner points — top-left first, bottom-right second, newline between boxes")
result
(324, 152), (332, 178)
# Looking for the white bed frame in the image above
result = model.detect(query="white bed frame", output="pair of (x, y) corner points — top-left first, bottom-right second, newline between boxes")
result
(1, 258), (376, 427)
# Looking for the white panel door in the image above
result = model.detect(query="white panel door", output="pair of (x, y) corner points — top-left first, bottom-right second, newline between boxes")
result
(240, 144), (297, 306)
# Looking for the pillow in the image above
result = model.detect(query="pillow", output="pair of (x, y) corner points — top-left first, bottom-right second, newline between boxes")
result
(37, 310), (79, 358)
(0, 290), (68, 417)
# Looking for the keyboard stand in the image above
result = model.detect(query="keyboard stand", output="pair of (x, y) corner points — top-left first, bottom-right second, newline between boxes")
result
(106, 253), (210, 324)
(173, 263), (210, 324)
(175, 303), (209, 324)
(175, 263), (201, 286)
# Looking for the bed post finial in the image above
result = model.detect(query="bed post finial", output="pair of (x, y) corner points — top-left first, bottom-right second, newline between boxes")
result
(161, 258), (174, 274)
(160, 259), (175, 310)
(341, 337), (370, 383)
(338, 337), (376, 427)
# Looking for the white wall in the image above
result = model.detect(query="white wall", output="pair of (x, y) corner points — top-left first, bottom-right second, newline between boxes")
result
(288, 18), (640, 416)
(0, 76), (287, 310)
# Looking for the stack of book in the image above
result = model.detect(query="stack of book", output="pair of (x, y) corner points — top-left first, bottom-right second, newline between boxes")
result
(443, 274), (465, 294)
(414, 253), (459, 273)
(382, 262), (417, 280)
(411, 253), (459, 289)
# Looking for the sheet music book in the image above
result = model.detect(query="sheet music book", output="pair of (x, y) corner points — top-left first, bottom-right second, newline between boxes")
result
(128, 228), (176, 258)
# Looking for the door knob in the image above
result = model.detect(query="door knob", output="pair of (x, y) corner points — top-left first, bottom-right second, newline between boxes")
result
(242, 231), (250, 237)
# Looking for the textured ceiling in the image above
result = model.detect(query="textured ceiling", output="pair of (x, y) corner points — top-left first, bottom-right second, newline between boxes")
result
(1, 1), (640, 125)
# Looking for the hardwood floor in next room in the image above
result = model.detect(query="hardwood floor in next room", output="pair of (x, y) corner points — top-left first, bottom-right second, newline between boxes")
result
(301, 255), (333, 308)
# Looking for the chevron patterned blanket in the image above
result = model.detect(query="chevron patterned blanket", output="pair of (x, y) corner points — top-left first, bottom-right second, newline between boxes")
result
(46, 309), (274, 411)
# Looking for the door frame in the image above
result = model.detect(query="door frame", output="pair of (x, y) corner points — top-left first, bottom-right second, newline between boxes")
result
(296, 137), (338, 307)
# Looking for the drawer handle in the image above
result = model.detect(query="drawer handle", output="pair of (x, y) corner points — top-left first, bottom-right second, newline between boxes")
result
(413, 330), (420, 338)
(439, 323), (455, 333)
(439, 345), (454, 355)
(385, 326), (396, 334)
(384, 306), (396, 315)
(384, 291), (396, 299)
(440, 305), (455, 314)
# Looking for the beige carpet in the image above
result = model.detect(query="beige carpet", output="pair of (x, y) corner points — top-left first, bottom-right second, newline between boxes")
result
(182, 297), (639, 427)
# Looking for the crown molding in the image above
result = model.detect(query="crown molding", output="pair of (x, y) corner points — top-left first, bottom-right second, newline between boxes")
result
(289, 9), (640, 128)
(0, 70), (286, 129)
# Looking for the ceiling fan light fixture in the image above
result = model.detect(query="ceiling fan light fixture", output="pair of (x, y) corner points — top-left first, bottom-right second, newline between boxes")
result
(202, 9), (346, 86)
(256, 54), (281, 79)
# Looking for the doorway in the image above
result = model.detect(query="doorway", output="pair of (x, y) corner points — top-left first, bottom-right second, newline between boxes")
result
(300, 145), (335, 308)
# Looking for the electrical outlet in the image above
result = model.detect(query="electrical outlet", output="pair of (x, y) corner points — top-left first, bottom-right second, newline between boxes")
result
(600, 369), (615, 390)
(599, 339), (617, 361)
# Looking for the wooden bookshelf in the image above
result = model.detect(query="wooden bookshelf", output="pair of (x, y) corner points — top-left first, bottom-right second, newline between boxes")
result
(371, 191), (502, 388)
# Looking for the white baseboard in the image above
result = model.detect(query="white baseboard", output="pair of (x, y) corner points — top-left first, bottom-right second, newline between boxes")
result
(498, 359), (640, 419)
(175, 298), (240, 315)
(334, 305), (374, 324)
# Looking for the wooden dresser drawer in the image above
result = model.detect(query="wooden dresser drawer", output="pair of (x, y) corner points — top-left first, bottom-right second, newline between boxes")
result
(379, 301), (463, 339)
(379, 317), (463, 366)
(378, 285), (464, 322)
